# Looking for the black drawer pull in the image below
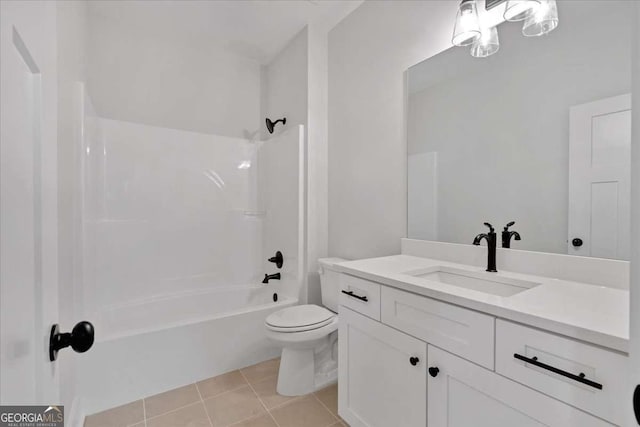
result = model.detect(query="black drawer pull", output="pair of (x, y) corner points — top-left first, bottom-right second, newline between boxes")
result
(513, 353), (602, 390)
(341, 290), (368, 302)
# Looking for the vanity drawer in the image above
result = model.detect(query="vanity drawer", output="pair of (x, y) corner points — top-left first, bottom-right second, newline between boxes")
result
(495, 319), (627, 425)
(381, 286), (494, 369)
(339, 274), (381, 321)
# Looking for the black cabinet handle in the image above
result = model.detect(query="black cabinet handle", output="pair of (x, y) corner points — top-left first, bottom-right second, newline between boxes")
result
(409, 357), (419, 366)
(513, 353), (602, 390)
(428, 367), (440, 377)
(341, 290), (368, 302)
(572, 238), (583, 247)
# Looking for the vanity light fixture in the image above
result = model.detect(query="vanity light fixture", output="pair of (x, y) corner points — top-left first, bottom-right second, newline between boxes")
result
(452, 0), (481, 46)
(503, 0), (540, 22)
(522, 0), (559, 37)
(471, 18), (500, 58)
(452, 0), (558, 58)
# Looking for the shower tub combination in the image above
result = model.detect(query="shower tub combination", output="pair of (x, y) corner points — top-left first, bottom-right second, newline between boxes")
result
(73, 86), (306, 419)
(77, 286), (296, 416)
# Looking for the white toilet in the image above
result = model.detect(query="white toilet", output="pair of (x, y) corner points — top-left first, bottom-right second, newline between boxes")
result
(265, 257), (346, 396)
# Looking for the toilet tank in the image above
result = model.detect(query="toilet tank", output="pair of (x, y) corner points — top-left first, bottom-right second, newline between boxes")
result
(318, 258), (348, 313)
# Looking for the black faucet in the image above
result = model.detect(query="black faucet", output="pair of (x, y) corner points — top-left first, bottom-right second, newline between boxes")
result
(502, 221), (521, 248)
(268, 251), (283, 269)
(262, 273), (281, 284)
(473, 222), (497, 272)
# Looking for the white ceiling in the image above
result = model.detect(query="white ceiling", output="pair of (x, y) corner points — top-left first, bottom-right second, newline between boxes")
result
(88, 0), (363, 64)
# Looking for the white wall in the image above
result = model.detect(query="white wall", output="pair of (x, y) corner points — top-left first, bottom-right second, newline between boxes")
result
(328, 1), (458, 259)
(263, 28), (308, 137)
(306, 23), (330, 305)
(87, 14), (262, 138)
(407, 2), (632, 255)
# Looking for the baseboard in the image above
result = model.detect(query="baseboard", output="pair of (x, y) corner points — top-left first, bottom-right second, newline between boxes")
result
(67, 396), (85, 427)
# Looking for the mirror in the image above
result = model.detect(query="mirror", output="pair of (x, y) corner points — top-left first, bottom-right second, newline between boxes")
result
(407, 0), (633, 260)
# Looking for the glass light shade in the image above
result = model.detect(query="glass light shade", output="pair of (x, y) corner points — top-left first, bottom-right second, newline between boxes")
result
(452, 0), (481, 47)
(470, 26), (499, 58)
(503, 0), (540, 22)
(523, 0), (558, 36)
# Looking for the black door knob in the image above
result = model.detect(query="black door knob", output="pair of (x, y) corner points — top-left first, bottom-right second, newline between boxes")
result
(49, 321), (95, 361)
(572, 238), (583, 247)
(409, 357), (420, 366)
(428, 367), (440, 377)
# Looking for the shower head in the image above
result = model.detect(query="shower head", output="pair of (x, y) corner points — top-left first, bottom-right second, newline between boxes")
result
(266, 117), (286, 134)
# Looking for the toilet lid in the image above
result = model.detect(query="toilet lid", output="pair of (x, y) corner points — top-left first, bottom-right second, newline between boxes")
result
(266, 305), (336, 331)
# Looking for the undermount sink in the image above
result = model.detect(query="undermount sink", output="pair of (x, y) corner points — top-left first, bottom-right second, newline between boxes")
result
(405, 266), (540, 297)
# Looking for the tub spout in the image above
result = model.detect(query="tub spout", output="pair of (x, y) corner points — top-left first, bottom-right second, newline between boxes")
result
(262, 273), (281, 284)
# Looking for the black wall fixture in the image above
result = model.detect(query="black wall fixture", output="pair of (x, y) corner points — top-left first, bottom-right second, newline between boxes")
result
(268, 251), (283, 269)
(262, 273), (281, 284)
(502, 221), (521, 248)
(266, 117), (286, 134)
(49, 321), (94, 361)
(473, 222), (498, 272)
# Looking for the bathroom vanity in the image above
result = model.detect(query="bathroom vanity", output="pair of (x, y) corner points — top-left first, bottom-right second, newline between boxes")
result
(353, 2), (634, 425)
(336, 241), (629, 427)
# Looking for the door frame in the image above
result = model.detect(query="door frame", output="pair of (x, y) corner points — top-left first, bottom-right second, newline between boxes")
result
(629, 2), (640, 425)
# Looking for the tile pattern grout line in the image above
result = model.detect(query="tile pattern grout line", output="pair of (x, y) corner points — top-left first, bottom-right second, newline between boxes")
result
(87, 360), (341, 427)
(142, 398), (147, 427)
(239, 369), (282, 427)
(143, 380), (247, 425)
(313, 391), (339, 421)
(143, 401), (204, 425)
(195, 381), (214, 427)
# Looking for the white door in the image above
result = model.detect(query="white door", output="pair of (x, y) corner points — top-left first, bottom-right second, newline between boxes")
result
(427, 346), (613, 427)
(338, 307), (426, 427)
(0, 1), (56, 404)
(568, 94), (632, 260)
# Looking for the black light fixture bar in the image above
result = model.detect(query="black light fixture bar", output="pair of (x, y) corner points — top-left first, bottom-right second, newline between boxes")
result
(485, 0), (507, 11)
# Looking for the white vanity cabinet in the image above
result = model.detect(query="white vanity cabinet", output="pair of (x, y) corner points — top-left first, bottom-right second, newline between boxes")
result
(428, 346), (613, 427)
(338, 307), (427, 427)
(337, 273), (624, 427)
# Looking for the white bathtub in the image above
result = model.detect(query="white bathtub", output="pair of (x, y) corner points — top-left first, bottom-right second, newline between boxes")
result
(76, 285), (296, 421)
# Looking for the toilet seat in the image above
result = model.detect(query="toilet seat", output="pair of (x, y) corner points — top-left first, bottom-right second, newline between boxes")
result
(265, 304), (336, 333)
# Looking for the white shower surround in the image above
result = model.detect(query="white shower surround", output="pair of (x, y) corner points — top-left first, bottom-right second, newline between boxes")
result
(73, 86), (307, 421)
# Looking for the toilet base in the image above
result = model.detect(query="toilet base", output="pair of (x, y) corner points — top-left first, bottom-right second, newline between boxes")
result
(275, 331), (338, 396)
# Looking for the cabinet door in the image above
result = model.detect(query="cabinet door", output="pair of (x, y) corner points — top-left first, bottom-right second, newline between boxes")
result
(428, 346), (614, 427)
(338, 307), (427, 427)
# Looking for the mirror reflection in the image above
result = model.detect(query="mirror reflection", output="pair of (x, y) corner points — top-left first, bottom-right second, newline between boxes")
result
(407, 0), (632, 260)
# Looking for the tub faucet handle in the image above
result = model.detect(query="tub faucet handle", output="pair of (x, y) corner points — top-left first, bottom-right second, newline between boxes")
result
(268, 251), (283, 269)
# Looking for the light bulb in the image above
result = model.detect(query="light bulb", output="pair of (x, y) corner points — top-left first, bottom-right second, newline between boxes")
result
(452, 0), (481, 47)
(523, 0), (558, 37)
(471, 25), (499, 58)
(504, 0), (540, 22)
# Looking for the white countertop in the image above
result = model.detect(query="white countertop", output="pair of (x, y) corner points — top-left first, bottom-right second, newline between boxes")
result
(335, 254), (629, 353)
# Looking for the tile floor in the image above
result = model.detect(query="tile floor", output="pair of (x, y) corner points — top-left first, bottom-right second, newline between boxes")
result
(84, 358), (347, 427)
